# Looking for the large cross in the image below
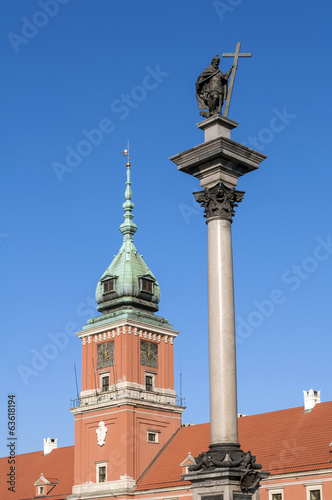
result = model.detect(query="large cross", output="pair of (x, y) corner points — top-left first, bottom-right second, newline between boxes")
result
(222, 42), (252, 118)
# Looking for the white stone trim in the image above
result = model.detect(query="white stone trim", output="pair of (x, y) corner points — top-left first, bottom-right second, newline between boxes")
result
(305, 483), (323, 500)
(99, 372), (110, 392)
(96, 461), (108, 483)
(72, 476), (136, 496)
(78, 318), (179, 343)
(79, 381), (176, 400)
(147, 430), (159, 443)
(145, 372), (156, 392)
(262, 470), (332, 484)
(71, 389), (180, 415)
(72, 407), (183, 422)
(34, 473), (50, 486)
(82, 327), (174, 345)
(96, 421), (107, 447)
(131, 485), (191, 496)
(268, 489), (284, 500)
(180, 452), (195, 467)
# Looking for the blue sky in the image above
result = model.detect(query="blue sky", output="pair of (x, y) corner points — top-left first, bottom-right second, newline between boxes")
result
(1, 0), (332, 456)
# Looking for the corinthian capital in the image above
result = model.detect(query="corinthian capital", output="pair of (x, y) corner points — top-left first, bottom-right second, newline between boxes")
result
(194, 182), (245, 222)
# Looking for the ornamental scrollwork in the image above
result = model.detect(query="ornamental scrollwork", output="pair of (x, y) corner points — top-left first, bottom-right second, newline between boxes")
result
(194, 182), (244, 222)
(188, 447), (262, 493)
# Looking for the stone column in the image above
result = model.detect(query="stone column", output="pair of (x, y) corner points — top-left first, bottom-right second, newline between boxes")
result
(170, 115), (268, 497)
(194, 182), (244, 448)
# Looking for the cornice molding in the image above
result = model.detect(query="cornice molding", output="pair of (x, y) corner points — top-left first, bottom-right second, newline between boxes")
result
(170, 136), (267, 172)
(261, 468), (332, 483)
(77, 319), (179, 343)
(80, 326), (174, 346)
(71, 402), (185, 417)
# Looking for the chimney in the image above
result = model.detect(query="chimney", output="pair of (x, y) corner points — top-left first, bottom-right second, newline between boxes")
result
(303, 389), (321, 411)
(43, 437), (58, 455)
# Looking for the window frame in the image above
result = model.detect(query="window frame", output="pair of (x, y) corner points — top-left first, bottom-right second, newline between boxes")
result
(306, 484), (322, 500)
(101, 374), (110, 392)
(96, 461), (108, 483)
(145, 373), (154, 392)
(269, 490), (283, 500)
(140, 277), (154, 294)
(147, 429), (160, 443)
(103, 278), (115, 294)
(38, 485), (45, 496)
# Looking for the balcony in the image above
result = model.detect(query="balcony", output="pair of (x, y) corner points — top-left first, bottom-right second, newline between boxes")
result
(70, 388), (185, 409)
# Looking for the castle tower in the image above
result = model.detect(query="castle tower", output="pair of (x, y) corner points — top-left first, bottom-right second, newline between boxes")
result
(70, 151), (184, 499)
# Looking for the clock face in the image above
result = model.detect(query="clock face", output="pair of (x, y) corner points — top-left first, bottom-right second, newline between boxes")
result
(140, 341), (158, 369)
(97, 341), (114, 369)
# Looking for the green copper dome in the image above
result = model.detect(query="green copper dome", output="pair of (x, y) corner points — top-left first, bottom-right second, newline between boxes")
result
(95, 154), (160, 314)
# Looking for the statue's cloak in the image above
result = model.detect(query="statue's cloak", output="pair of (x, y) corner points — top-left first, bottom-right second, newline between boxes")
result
(195, 64), (228, 110)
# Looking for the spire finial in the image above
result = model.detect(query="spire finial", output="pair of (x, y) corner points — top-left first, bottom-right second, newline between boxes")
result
(120, 141), (137, 241)
(121, 140), (130, 166)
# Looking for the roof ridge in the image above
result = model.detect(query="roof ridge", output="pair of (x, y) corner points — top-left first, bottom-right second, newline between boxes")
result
(137, 427), (181, 484)
(242, 401), (332, 418)
(268, 460), (332, 471)
(0, 444), (74, 460)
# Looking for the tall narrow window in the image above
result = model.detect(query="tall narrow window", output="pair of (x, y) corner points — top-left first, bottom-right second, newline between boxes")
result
(145, 375), (153, 392)
(102, 375), (109, 392)
(38, 486), (44, 495)
(310, 491), (321, 500)
(98, 466), (106, 483)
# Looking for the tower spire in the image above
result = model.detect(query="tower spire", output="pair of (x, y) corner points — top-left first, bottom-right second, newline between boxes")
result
(95, 141), (160, 314)
(120, 142), (137, 241)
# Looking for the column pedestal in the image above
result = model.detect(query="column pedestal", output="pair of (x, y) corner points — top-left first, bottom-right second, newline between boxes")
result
(197, 115), (239, 141)
(186, 468), (268, 500)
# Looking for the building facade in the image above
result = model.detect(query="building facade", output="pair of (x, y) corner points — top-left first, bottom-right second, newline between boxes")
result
(1, 157), (331, 500)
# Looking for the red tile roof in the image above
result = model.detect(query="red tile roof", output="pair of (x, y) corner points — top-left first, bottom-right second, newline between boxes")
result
(1, 403), (331, 497)
(0, 445), (74, 500)
(137, 402), (332, 490)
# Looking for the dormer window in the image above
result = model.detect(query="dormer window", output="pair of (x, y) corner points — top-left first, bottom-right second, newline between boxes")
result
(103, 279), (115, 294)
(34, 473), (58, 497)
(180, 452), (196, 475)
(140, 277), (154, 294)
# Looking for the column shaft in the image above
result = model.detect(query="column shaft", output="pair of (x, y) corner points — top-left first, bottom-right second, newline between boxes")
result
(207, 218), (238, 445)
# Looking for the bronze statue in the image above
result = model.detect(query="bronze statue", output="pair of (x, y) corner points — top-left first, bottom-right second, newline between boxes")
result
(196, 55), (233, 118)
